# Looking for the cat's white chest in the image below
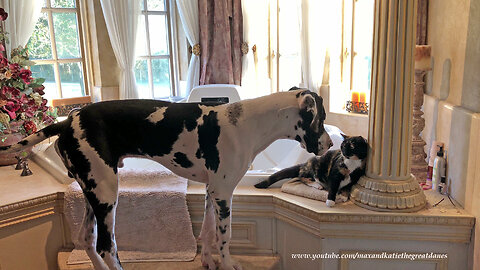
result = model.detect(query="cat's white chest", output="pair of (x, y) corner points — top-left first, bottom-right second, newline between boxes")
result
(345, 158), (362, 172)
(339, 159), (363, 189)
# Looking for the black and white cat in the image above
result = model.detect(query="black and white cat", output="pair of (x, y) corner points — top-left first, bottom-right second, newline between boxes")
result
(255, 135), (368, 207)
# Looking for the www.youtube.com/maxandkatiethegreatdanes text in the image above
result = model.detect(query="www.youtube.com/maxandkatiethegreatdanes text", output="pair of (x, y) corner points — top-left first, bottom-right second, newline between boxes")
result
(291, 252), (448, 261)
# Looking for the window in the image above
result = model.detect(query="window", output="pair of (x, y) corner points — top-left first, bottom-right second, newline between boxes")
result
(27, 0), (88, 103)
(243, 0), (374, 113)
(331, 0), (374, 113)
(135, 0), (179, 100)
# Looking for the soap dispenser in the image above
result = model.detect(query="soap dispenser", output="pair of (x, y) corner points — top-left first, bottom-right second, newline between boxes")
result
(432, 146), (446, 192)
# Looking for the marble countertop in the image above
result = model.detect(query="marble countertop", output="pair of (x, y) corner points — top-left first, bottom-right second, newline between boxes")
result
(0, 162), (66, 208)
(0, 160), (474, 227)
(188, 183), (474, 221)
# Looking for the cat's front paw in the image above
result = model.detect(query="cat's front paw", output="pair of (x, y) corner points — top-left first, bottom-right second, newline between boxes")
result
(326, 199), (336, 207)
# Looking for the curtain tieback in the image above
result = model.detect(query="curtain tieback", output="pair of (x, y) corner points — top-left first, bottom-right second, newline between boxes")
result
(190, 44), (201, 56)
(241, 42), (249, 55)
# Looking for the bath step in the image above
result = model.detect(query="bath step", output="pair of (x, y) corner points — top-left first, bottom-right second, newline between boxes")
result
(58, 250), (281, 270)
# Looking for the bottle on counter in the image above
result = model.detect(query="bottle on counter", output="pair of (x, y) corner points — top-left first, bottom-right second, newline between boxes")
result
(432, 146), (446, 192)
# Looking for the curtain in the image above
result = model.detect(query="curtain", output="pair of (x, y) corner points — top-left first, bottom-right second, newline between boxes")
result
(240, 0), (269, 99)
(417, 0), (428, 45)
(176, 0), (200, 97)
(299, 0), (332, 93)
(198, 0), (243, 86)
(100, 0), (140, 99)
(3, 0), (42, 58)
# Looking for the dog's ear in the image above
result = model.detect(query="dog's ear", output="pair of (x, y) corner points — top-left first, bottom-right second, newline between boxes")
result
(298, 92), (316, 112)
(298, 92), (320, 132)
(341, 133), (349, 139)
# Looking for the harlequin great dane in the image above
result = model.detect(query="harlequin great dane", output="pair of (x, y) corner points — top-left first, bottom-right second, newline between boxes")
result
(0, 89), (332, 270)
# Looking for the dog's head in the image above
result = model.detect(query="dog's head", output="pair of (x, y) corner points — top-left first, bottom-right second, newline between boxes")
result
(291, 87), (332, 156)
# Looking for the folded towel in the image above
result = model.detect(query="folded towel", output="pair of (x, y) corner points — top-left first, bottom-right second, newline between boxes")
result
(64, 168), (197, 264)
(280, 178), (349, 203)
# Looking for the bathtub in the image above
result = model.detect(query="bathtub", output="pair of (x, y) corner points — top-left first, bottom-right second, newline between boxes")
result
(31, 124), (344, 187)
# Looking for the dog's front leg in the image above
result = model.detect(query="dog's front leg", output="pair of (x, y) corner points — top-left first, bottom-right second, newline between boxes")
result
(211, 186), (241, 270)
(199, 186), (217, 270)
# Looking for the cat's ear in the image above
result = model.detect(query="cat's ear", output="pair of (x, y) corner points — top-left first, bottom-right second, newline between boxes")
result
(341, 133), (349, 139)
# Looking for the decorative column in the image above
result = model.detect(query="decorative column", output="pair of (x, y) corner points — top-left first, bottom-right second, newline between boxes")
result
(350, 0), (426, 212)
(411, 45), (431, 182)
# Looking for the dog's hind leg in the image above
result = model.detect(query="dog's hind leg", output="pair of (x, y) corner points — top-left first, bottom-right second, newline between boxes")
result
(83, 171), (122, 270)
(209, 184), (242, 270)
(78, 198), (110, 270)
(199, 186), (217, 270)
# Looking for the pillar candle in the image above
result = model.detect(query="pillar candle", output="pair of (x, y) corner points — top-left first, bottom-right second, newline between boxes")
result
(351, 91), (359, 103)
(359, 92), (366, 103)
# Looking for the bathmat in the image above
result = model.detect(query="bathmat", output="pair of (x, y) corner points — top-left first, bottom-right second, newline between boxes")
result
(281, 178), (349, 203)
(64, 169), (197, 264)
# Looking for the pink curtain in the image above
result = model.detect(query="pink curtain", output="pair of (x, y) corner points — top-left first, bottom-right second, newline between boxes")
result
(198, 0), (243, 85)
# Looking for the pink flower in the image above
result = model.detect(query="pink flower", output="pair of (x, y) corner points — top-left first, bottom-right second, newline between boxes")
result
(0, 56), (8, 68)
(8, 63), (20, 78)
(33, 85), (45, 95)
(19, 68), (32, 84)
(2, 100), (20, 120)
(0, 8), (8, 21)
(23, 120), (37, 135)
(1, 86), (20, 99)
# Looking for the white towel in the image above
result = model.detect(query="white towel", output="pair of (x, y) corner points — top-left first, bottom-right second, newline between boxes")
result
(281, 178), (349, 203)
(64, 169), (197, 264)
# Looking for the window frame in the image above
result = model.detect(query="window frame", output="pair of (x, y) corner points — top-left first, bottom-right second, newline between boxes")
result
(136, 0), (180, 99)
(30, 0), (89, 99)
(340, 0), (373, 94)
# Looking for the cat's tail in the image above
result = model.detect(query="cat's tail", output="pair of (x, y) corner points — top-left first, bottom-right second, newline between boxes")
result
(254, 164), (302, 189)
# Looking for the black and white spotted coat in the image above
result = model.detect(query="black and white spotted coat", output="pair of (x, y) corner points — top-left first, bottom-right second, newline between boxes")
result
(0, 90), (331, 270)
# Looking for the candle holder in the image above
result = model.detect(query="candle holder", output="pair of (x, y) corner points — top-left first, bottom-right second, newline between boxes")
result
(346, 101), (369, 114)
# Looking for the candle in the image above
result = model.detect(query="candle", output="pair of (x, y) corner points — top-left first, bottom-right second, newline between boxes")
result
(359, 92), (366, 103)
(351, 91), (359, 103)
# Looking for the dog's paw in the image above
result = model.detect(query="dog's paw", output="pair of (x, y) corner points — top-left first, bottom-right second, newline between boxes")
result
(201, 252), (216, 270)
(326, 199), (335, 207)
(220, 262), (242, 270)
(233, 261), (243, 270)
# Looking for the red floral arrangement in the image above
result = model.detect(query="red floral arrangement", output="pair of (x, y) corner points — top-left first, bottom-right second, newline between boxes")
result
(0, 8), (56, 140)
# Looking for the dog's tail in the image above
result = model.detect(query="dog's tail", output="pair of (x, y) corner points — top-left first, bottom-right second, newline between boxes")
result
(0, 120), (68, 154)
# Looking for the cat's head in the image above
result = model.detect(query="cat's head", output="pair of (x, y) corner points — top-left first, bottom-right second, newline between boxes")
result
(340, 134), (368, 160)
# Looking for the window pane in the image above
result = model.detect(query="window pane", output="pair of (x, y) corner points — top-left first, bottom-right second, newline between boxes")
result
(278, 0), (302, 90)
(152, 59), (171, 98)
(147, 0), (165, 11)
(136, 15), (148, 56)
(59, 62), (85, 98)
(279, 56), (302, 91)
(52, 0), (75, 8)
(352, 0), (374, 94)
(134, 59), (150, 98)
(148, 15), (169, 55)
(27, 13), (52, 60)
(53, 12), (81, 59)
(30, 64), (58, 102)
